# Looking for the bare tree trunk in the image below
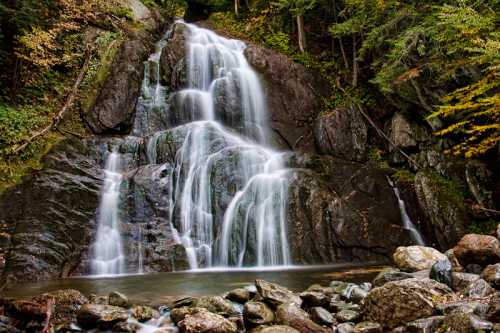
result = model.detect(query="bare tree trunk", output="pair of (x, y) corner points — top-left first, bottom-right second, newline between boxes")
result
(234, 0), (240, 17)
(296, 14), (306, 53)
(352, 34), (358, 87)
(338, 37), (349, 69)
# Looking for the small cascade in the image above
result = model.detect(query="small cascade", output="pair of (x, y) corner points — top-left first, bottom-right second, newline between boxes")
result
(387, 176), (426, 246)
(91, 152), (126, 275)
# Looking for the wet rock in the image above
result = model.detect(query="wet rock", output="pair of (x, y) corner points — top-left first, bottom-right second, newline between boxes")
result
(88, 294), (108, 305)
(393, 246), (447, 272)
(255, 280), (302, 307)
(85, 36), (151, 134)
(248, 325), (301, 333)
(160, 23), (187, 92)
(226, 288), (251, 304)
(390, 113), (426, 150)
(275, 302), (329, 333)
(372, 268), (414, 287)
(330, 301), (360, 313)
(463, 278), (494, 298)
(109, 291), (129, 308)
(336, 309), (360, 323)
(244, 302), (274, 325)
(113, 320), (142, 332)
(0, 321), (19, 333)
(77, 304), (128, 329)
(406, 316), (444, 333)
(362, 278), (452, 329)
(336, 322), (354, 333)
(306, 284), (333, 296)
(178, 308), (238, 333)
(451, 272), (480, 291)
(299, 291), (329, 307)
(346, 286), (368, 304)
(192, 296), (237, 316)
(2, 297), (54, 331)
(430, 259), (453, 288)
(465, 263), (483, 274)
(436, 301), (488, 317)
(445, 249), (464, 272)
(352, 321), (382, 333)
(171, 307), (206, 324)
(314, 106), (367, 162)
(309, 307), (335, 326)
(443, 312), (494, 333)
(414, 170), (468, 250)
(34, 289), (88, 328)
(131, 305), (158, 322)
(487, 293), (500, 322)
(244, 45), (330, 152)
(454, 234), (500, 267)
(481, 263), (500, 287)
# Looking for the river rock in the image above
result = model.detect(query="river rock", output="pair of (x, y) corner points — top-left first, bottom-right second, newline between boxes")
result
(481, 263), (500, 287)
(436, 300), (489, 317)
(487, 293), (500, 322)
(171, 307), (205, 324)
(131, 305), (158, 322)
(336, 309), (360, 323)
(372, 268), (414, 287)
(192, 296), (237, 316)
(306, 284), (333, 296)
(336, 323), (355, 333)
(405, 316), (444, 333)
(430, 259), (453, 288)
(314, 106), (367, 161)
(34, 289), (88, 328)
(243, 45), (330, 152)
(299, 291), (329, 307)
(109, 291), (129, 308)
(454, 234), (500, 267)
(275, 302), (330, 333)
(362, 278), (452, 329)
(77, 304), (129, 329)
(309, 307), (335, 326)
(244, 302), (275, 325)
(451, 272), (480, 291)
(393, 246), (447, 272)
(443, 312), (494, 332)
(352, 321), (382, 333)
(177, 308), (237, 333)
(249, 325), (301, 333)
(255, 280), (302, 307)
(463, 278), (494, 298)
(330, 301), (360, 313)
(226, 288), (251, 304)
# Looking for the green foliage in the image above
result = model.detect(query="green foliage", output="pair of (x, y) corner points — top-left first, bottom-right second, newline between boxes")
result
(111, 7), (134, 20)
(273, 0), (316, 16)
(392, 169), (415, 183)
(467, 220), (499, 235)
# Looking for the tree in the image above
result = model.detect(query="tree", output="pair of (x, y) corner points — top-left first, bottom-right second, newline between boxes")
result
(274, 0), (316, 53)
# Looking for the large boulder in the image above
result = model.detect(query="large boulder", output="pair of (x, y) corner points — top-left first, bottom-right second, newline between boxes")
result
(481, 263), (500, 287)
(177, 308), (238, 333)
(414, 170), (469, 250)
(362, 278), (452, 329)
(255, 280), (302, 307)
(244, 45), (330, 152)
(0, 139), (102, 285)
(244, 301), (275, 325)
(275, 302), (330, 333)
(77, 304), (129, 329)
(393, 246), (447, 272)
(314, 106), (367, 162)
(454, 234), (500, 267)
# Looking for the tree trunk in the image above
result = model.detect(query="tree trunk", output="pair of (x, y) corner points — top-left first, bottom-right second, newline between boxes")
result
(296, 14), (306, 53)
(234, 0), (240, 17)
(352, 34), (358, 88)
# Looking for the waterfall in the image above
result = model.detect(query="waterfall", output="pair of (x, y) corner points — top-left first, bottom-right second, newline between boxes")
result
(387, 176), (426, 246)
(91, 152), (126, 275)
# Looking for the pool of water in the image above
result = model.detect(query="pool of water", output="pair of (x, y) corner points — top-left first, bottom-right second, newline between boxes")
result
(2, 264), (385, 305)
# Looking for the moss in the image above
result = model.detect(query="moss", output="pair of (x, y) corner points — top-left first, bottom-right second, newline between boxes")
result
(367, 147), (389, 168)
(467, 220), (499, 235)
(392, 169), (416, 183)
(427, 170), (465, 207)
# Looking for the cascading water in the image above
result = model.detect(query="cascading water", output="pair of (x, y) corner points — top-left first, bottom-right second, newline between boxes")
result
(387, 176), (426, 246)
(91, 151), (126, 275)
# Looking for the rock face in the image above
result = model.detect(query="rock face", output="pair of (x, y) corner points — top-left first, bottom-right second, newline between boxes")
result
(160, 22), (188, 93)
(363, 278), (452, 329)
(244, 45), (330, 152)
(314, 107), (367, 162)
(414, 170), (469, 250)
(0, 139), (102, 285)
(393, 246), (447, 272)
(454, 234), (500, 267)
(85, 36), (152, 134)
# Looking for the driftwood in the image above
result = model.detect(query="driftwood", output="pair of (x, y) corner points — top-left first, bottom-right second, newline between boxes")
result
(13, 50), (91, 154)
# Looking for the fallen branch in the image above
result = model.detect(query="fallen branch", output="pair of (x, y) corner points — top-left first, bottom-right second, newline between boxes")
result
(353, 102), (421, 170)
(13, 49), (91, 154)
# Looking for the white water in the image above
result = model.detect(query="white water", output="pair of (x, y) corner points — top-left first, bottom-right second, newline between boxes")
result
(387, 176), (426, 246)
(145, 22), (291, 269)
(91, 152), (126, 275)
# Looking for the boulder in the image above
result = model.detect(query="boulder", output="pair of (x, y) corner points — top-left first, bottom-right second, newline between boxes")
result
(436, 300), (489, 317)
(177, 308), (238, 333)
(405, 316), (444, 333)
(314, 107), (367, 162)
(445, 249), (464, 272)
(390, 113), (426, 150)
(463, 278), (494, 298)
(309, 307), (335, 326)
(393, 246), (447, 272)
(77, 304), (128, 329)
(34, 289), (88, 328)
(171, 307), (206, 325)
(443, 312), (494, 333)
(248, 325), (300, 333)
(430, 259), (453, 288)
(352, 321), (382, 333)
(275, 302), (330, 333)
(131, 305), (158, 322)
(330, 301), (360, 313)
(336, 323), (354, 333)
(454, 234), (500, 267)
(255, 280), (302, 307)
(372, 268), (413, 287)
(481, 263), (500, 287)
(299, 291), (329, 307)
(487, 293), (500, 322)
(244, 45), (330, 152)
(336, 309), (360, 323)
(362, 278), (452, 329)
(226, 288), (251, 304)
(244, 302), (275, 325)
(192, 296), (237, 316)
(414, 170), (468, 250)
(108, 291), (129, 308)
(451, 272), (480, 292)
